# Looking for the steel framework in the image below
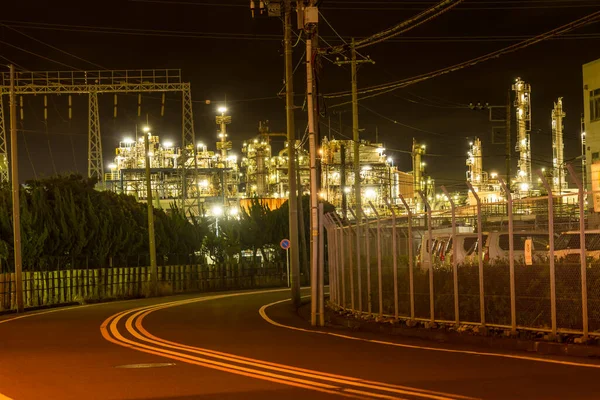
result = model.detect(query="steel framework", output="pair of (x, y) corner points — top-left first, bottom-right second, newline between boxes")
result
(0, 69), (196, 184)
(0, 95), (7, 182)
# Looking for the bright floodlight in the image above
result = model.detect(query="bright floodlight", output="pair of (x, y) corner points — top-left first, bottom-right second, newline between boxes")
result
(163, 141), (173, 148)
(229, 207), (239, 217)
(197, 142), (204, 148)
(108, 163), (117, 170)
(365, 189), (377, 200)
(212, 206), (223, 217)
(218, 106), (227, 114)
(387, 157), (393, 163)
(520, 183), (529, 192)
(123, 138), (135, 144)
(143, 126), (150, 133)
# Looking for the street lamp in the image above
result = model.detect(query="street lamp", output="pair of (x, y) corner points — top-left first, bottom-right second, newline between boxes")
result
(212, 205), (223, 236)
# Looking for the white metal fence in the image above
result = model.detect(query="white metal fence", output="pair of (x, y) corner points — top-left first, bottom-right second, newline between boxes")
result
(323, 180), (600, 340)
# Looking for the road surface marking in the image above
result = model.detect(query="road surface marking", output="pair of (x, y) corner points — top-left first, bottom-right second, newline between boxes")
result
(100, 294), (362, 399)
(133, 308), (474, 400)
(115, 362), (176, 369)
(259, 297), (600, 370)
(101, 291), (471, 400)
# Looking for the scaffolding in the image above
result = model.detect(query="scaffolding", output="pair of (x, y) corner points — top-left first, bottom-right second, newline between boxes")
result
(105, 132), (239, 213)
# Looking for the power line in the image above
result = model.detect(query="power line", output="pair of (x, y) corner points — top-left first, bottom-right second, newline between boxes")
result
(0, 23), (107, 70)
(3, 20), (599, 44)
(323, 0), (464, 54)
(0, 39), (78, 69)
(325, 10), (600, 103)
(358, 104), (447, 137)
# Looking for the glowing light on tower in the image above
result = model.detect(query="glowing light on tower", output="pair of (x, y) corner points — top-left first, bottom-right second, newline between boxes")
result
(512, 78), (532, 192)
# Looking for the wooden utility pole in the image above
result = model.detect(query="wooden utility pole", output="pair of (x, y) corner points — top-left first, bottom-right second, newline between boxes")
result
(506, 89), (511, 183)
(9, 65), (23, 312)
(143, 126), (158, 296)
(284, 0), (301, 307)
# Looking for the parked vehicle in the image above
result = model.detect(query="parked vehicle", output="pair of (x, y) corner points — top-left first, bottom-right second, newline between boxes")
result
(482, 231), (551, 264)
(554, 230), (600, 262)
(416, 227), (474, 269)
(442, 234), (487, 266)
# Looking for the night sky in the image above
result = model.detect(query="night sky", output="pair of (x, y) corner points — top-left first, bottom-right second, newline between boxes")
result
(1, 0), (599, 189)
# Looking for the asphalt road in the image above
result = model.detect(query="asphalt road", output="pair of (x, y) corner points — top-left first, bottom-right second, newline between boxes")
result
(1, 288), (599, 400)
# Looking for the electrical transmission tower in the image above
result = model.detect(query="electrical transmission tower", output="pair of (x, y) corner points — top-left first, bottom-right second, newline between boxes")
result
(0, 69), (201, 215)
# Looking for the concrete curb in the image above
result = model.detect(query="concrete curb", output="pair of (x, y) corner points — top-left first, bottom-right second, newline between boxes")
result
(324, 309), (600, 360)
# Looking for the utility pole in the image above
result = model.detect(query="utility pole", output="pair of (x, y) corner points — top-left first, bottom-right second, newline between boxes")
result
(506, 89), (511, 183)
(302, 1), (320, 326)
(251, 0), (301, 307)
(143, 126), (158, 296)
(284, 0), (301, 307)
(334, 39), (373, 285)
(9, 65), (23, 312)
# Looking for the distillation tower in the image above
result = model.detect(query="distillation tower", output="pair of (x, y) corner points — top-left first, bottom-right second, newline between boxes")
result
(513, 78), (532, 193)
(552, 97), (566, 193)
(466, 138), (484, 188)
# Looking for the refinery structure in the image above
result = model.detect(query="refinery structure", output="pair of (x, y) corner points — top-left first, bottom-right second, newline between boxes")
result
(2, 66), (594, 220)
(98, 74), (590, 219)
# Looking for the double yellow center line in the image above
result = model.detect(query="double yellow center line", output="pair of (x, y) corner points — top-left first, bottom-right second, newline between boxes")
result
(100, 291), (477, 400)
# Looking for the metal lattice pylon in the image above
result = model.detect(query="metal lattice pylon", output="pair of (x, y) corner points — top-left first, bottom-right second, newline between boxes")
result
(182, 83), (195, 149)
(181, 83), (201, 216)
(0, 95), (8, 182)
(88, 91), (103, 181)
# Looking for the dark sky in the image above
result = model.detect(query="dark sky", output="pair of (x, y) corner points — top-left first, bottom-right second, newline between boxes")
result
(1, 0), (599, 188)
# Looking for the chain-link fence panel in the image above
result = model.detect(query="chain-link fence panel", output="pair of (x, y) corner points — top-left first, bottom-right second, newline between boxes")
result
(587, 263), (600, 333)
(483, 263), (511, 326)
(380, 226), (396, 316)
(457, 265), (482, 323)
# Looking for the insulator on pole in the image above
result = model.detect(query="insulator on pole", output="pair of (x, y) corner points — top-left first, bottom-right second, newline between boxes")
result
(44, 95), (48, 120)
(19, 96), (24, 120)
(137, 94), (142, 117)
(114, 94), (118, 118)
(68, 95), (72, 120)
(160, 93), (165, 117)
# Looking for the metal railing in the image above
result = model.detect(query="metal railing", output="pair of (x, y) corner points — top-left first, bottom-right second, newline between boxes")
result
(323, 178), (600, 340)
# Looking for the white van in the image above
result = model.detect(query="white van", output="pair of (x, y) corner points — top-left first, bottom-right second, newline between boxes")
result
(416, 227), (474, 269)
(482, 231), (551, 264)
(554, 230), (600, 261)
(442, 234), (486, 266)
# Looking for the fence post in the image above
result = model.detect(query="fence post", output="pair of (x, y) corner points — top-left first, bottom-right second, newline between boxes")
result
(419, 191), (435, 324)
(318, 203), (325, 327)
(398, 195), (415, 321)
(323, 215), (334, 304)
(332, 214), (347, 309)
(536, 170), (557, 338)
(441, 185), (459, 326)
(386, 200), (399, 320)
(567, 164), (588, 341)
(466, 182), (486, 328)
(328, 214), (340, 306)
(348, 208), (362, 313)
(360, 207), (373, 315)
(368, 201), (384, 318)
(498, 177), (516, 335)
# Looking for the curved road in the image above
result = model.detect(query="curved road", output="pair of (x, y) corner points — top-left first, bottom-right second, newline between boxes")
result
(1, 288), (599, 399)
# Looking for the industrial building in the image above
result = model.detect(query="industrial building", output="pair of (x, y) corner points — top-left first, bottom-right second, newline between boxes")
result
(584, 57), (600, 212)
